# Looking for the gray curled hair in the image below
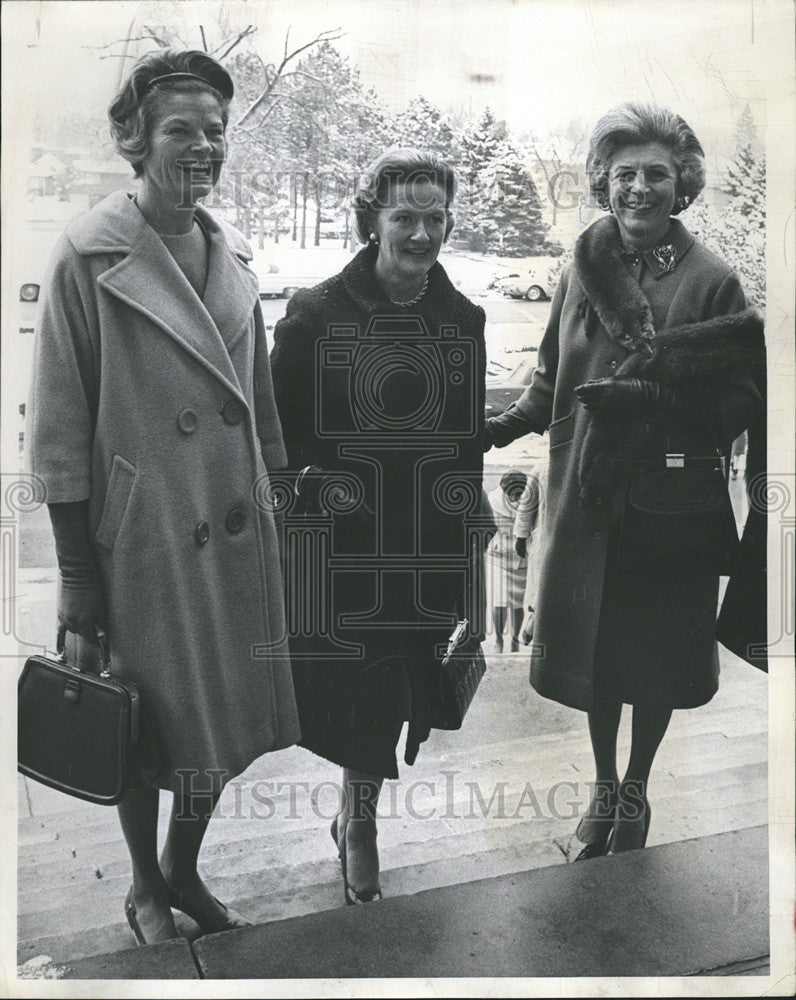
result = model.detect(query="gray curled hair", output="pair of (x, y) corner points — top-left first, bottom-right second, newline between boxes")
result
(586, 102), (707, 214)
(352, 148), (458, 245)
(108, 49), (232, 178)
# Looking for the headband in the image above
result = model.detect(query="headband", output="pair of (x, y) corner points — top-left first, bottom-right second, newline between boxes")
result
(143, 70), (234, 101)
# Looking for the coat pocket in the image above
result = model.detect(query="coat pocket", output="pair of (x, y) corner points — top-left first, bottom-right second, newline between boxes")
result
(95, 455), (136, 551)
(616, 461), (740, 575)
(548, 410), (574, 449)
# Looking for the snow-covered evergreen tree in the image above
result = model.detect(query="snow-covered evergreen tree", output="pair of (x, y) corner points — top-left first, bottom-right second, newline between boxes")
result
(684, 107), (766, 305)
(479, 143), (554, 255)
(386, 96), (459, 161)
(454, 108), (503, 247)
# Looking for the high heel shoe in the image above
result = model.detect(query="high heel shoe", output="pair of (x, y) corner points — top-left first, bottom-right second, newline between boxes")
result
(606, 797), (651, 855)
(124, 887), (179, 946)
(573, 785), (618, 861)
(330, 815), (382, 905)
(165, 882), (253, 933)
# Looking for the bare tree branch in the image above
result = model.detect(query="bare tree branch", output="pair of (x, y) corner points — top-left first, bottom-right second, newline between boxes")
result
(82, 34), (162, 51)
(215, 25), (257, 61)
(233, 28), (344, 128)
(200, 25), (208, 53)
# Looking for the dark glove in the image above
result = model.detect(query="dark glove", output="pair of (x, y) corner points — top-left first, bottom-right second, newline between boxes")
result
(515, 536), (527, 559)
(485, 407), (537, 448)
(48, 501), (106, 643)
(574, 378), (677, 417)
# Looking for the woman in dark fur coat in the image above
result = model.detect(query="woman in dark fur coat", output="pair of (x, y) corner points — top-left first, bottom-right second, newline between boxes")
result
(486, 103), (765, 856)
(271, 149), (488, 903)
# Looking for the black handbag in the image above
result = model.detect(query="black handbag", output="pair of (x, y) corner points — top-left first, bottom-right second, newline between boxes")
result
(616, 454), (740, 575)
(18, 627), (141, 805)
(431, 619), (487, 730)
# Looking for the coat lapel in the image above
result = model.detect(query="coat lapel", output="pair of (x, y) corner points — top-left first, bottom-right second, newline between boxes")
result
(71, 192), (256, 404)
(195, 205), (260, 355)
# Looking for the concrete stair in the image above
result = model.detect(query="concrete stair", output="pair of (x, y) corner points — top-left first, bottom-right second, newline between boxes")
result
(28, 825), (769, 980)
(17, 624), (769, 975)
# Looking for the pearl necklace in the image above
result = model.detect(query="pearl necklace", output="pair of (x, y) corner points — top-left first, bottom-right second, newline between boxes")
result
(387, 274), (428, 307)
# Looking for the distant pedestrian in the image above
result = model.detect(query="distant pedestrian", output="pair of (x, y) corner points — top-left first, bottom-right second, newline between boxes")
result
(513, 448), (549, 645)
(485, 470), (528, 652)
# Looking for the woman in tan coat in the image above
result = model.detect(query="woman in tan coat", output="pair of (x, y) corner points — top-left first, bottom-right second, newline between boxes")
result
(27, 50), (299, 943)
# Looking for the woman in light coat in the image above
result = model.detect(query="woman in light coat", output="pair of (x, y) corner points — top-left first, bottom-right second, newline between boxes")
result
(486, 103), (765, 857)
(27, 49), (299, 943)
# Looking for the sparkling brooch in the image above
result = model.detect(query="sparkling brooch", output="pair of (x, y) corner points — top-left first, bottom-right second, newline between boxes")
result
(652, 244), (676, 273)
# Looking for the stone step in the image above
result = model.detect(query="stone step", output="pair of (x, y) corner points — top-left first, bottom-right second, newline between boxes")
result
(17, 790), (768, 966)
(18, 718), (765, 852)
(45, 825), (764, 981)
(190, 826), (769, 980)
(17, 757), (767, 902)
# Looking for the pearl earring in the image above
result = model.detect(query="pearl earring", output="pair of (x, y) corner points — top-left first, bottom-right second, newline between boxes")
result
(369, 232), (378, 243)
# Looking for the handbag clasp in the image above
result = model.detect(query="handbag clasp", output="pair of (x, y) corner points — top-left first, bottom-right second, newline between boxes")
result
(63, 679), (81, 704)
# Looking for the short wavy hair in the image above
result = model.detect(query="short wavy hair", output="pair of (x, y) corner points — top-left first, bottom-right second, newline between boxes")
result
(586, 102), (706, 214)
(352, 148), (458, 245)
(109, 49), (233, 178)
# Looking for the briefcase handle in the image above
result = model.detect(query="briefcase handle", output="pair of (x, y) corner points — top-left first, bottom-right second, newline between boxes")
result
(55, 625), (112, 678)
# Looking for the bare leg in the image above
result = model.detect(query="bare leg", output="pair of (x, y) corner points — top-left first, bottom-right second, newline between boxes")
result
(160, 790), (251, 930)
(117, 787), (178, 942)
(492, 606), (506, 651)
(335, 767), (383, 899)
(576, 699), (622, 845)
(509, 605), (524, 651)
(610, 702), (673, 853)
(624, 702), (673, 785)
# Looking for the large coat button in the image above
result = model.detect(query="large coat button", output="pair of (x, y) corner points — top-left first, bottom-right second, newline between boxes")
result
(225, 505), (247, 534)
(222, 399), (246, 425)
(195, 521), (211, 545)
(178, 408), (199, 433)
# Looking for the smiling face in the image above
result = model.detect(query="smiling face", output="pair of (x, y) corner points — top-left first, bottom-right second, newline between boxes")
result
(372, 178), (449, 286)
(140, 89), (226, 211)
(608, 141), (679, 249)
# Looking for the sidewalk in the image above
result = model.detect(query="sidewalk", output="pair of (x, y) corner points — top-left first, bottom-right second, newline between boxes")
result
(16, 564), (768, 973)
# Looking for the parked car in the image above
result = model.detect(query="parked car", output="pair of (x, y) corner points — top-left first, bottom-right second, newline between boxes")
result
(251, 247), (353, 299)
(255, 262), (317, 299)
(492, 257), (557, 301)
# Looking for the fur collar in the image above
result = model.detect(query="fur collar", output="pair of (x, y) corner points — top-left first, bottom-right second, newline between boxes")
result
(573, 215), (694, 353)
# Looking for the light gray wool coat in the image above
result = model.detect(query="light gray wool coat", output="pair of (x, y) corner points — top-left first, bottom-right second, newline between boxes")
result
(27, 190), (300, 791)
